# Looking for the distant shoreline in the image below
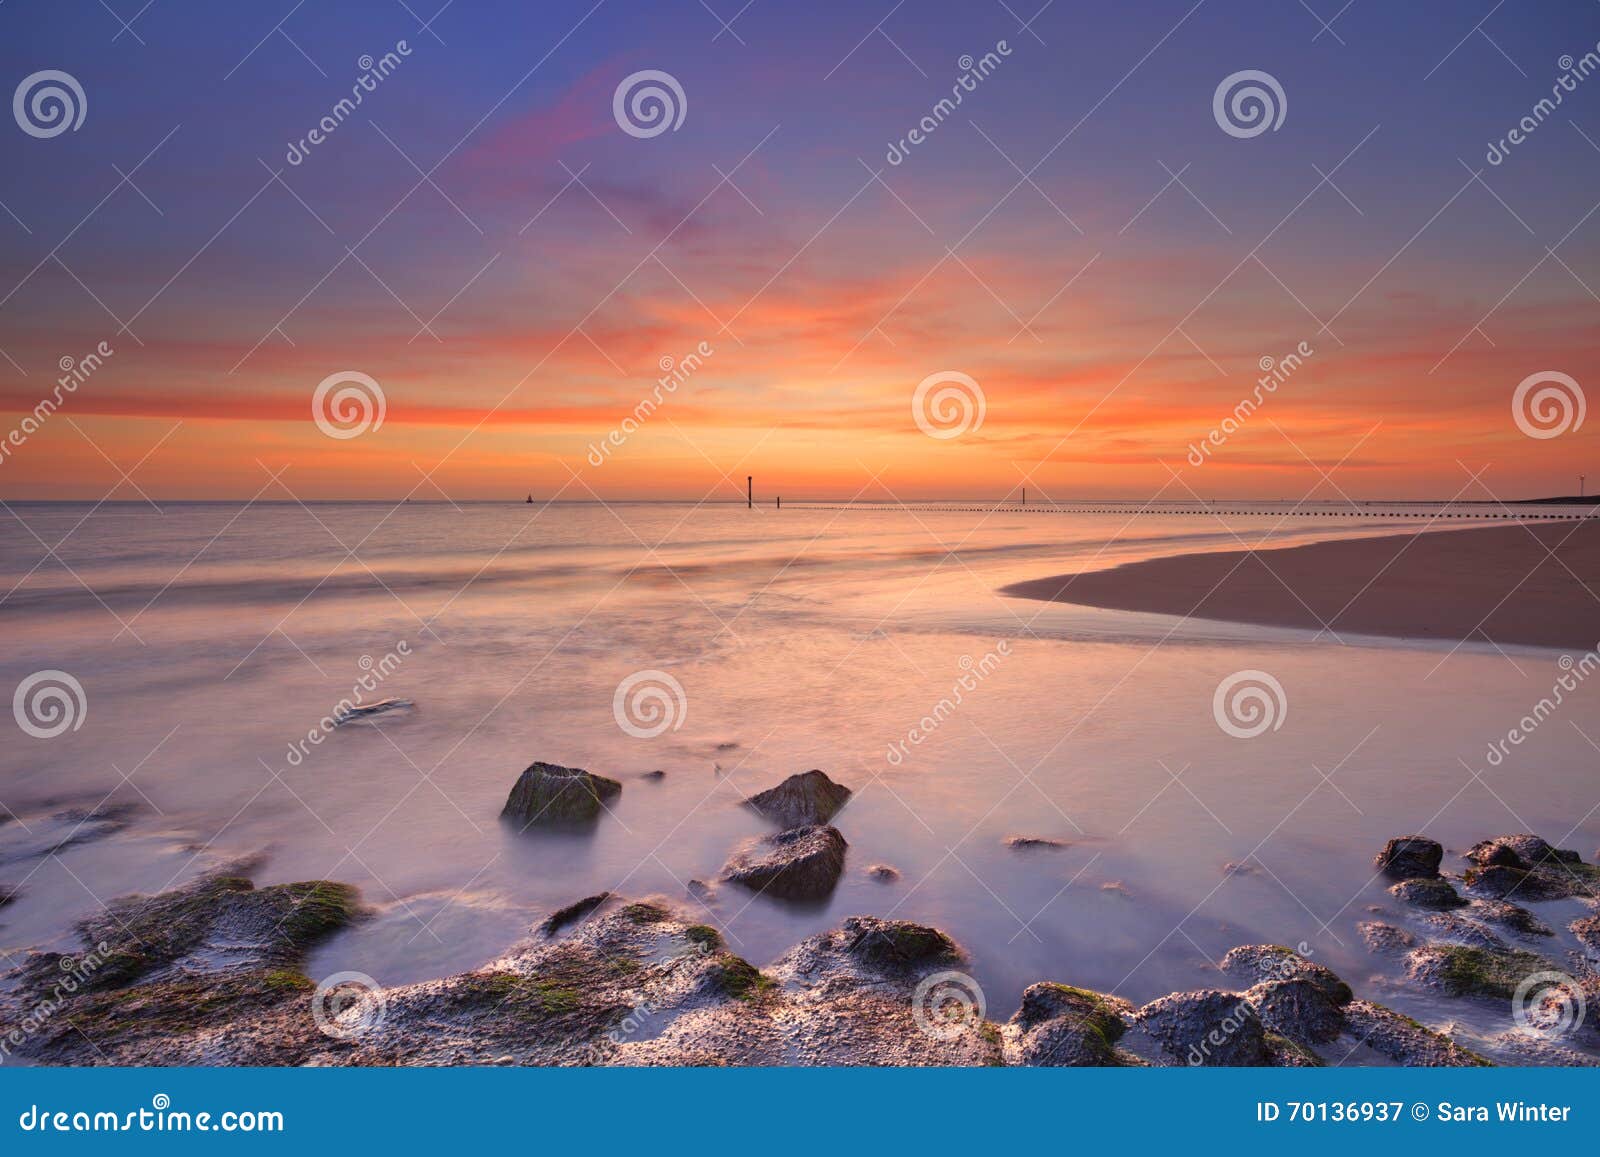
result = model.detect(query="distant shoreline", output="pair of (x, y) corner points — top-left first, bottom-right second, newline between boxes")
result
(1002, 520), (1600, 650)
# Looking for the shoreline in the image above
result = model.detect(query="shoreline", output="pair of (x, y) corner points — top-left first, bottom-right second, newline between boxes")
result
(1001, 520), (1600, 650)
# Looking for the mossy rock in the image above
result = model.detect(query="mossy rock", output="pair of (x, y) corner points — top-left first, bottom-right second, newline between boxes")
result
(841, 916), (958, 968)
(1415, 945), (1555, 1000)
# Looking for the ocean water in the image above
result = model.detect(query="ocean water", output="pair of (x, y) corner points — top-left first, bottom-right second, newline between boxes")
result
(2, 500), (1596, 1060)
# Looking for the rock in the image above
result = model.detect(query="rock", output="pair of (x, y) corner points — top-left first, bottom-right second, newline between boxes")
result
(0, 866), (361, 1065)
(1245, 978), (1345, 1045)
(865, 864), (900, 882)
(1388, 876), (1467, 910)
(1004, 836), (1066, 851)
(0, 801), (140, 868)
(1572, 914), (1600, 958)
(743, 770), (852, 828)
(1404, 943), (1559, 1000)
(1466, 899), (1553, 939)
(686, 879), (714, 901)
(1461, 861), (1598, 902)
(1219, 945), (1353, 1007)
(640, 770), (666, 780)
(1221, 860), (1257, 877)
(1004, 983), (1137, 1066)
(1418, 911), (1507, 951)
(501, 762), (622, 826)
(1137, 989), (1267, 1066)
(1358, 921), (1419, 957)
(1466, 834), (1582, 869)
(838, 917), (958, 970)
(537, 892), (611, 937)
(0, 884), (18, 909)
(1374, 836), (1443, 880)
(720, 825), (847, 902)
(1340, 999), (1489, 1066)
(332, 697), (412, 725)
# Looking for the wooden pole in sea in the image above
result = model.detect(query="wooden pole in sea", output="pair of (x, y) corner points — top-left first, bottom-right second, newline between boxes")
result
(747, 476), (752, 509)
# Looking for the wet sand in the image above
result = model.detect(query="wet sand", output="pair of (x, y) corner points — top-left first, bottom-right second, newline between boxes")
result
(1002, 519), (1600, 650)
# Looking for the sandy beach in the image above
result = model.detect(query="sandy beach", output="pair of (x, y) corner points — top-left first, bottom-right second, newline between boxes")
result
(1002, 519), (1600, 650)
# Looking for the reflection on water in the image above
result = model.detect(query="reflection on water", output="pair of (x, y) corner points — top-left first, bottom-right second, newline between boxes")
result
(1, 501), (1594, 1058)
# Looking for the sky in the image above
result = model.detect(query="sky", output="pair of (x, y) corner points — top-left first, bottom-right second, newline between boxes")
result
(0, 0), (1597, 502)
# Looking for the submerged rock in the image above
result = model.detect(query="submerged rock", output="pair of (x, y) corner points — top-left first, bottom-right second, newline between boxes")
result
(332, 697), (412, 725)
(1388, 876), (1467, 910)
(1573, 914), (1600, 960)
(865, 864), (900, 882)
(720, 825), (847, 902)
(0, 884), (18, 909)
(1341, 1000), (1489, 1066)
(1404, 943), (1559, 1000)
(1004, 983), (1137, 1066)
(1004, 836), (1067, 851)
(501, 762), (622, 827)
(1358, 921), (1419, 957)
(1375, 836), (1443, 880)
(1460, 835), (1598, 902)
(743, 770), (852, 828)
(537, 892), (611, 937)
